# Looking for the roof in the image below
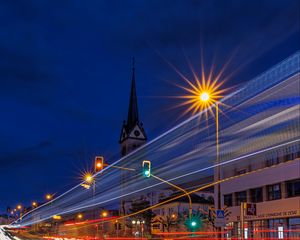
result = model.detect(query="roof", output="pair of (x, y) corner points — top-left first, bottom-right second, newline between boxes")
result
(158, 193), (213, 205)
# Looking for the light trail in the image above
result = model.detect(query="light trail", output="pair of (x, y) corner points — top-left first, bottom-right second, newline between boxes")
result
(11, 57), (300, 228)
(62, 158), (300, 232)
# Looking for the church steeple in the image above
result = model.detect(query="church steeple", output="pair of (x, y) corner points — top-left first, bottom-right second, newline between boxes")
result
(119, 58), (147, 155)
(127, 58), (139, 131)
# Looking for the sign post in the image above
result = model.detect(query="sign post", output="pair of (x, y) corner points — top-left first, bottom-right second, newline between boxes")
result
(241, 203), (257, 239)
(215, 209), (226, 228)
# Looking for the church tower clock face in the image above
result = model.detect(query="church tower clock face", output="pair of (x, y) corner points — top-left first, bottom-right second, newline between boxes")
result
(134, 130), (140, 137)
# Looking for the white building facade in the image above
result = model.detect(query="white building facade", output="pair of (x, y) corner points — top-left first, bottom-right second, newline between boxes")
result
(218, 52), (300, 239)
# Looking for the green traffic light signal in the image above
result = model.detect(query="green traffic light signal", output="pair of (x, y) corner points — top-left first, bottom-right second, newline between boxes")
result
(191, 221), (197, 227)
(143, 170), (150, 177)
(185, 216), (201, 232)
(142, 160), (151, 177)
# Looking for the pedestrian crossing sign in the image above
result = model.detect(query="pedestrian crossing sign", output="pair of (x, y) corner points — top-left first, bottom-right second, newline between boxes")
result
(216, 210), (225, 219)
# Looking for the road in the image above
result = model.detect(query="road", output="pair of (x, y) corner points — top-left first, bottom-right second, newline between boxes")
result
(0, 226), (14, 240)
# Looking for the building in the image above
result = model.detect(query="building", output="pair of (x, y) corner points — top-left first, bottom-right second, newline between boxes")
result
(151, 193), (214, 234)
(119, 58), (147, 156)
(219, 52), (300, 239)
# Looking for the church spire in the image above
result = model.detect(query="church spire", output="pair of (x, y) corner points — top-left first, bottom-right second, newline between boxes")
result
(127, 57), (139, 131)
(119, 58), (146, 146)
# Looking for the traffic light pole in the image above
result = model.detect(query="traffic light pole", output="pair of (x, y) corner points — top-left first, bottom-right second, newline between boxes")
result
(151, 174), (192, 219)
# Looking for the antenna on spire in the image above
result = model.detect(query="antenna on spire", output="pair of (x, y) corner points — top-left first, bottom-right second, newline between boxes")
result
(132, 57), (135, 71)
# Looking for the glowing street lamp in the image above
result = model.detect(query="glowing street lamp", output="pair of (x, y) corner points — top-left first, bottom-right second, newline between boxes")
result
(101, 211), (108, 218)
(199, 91), (210, 102)
(32, 201), (37, 208)
(84, 173), (94, 184)
(46, 194), (52, 201)
(77, 213), (83, 219)
(17, 205), (22, 210)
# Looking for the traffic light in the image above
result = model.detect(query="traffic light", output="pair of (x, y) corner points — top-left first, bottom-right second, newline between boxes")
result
(184, 216), (202, 232)
(142, 160), (151, 177)
(95, 156), (104, 172)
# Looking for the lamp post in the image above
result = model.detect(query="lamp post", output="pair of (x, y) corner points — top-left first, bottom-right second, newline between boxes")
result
(176, 75), (225, 235)
(101, 210), (108, 235)
(83, 173), (96, 221)
(198, 91), (222, 238)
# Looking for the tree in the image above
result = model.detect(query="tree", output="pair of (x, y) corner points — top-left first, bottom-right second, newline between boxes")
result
(152, 215), (179, 232)
(129, 198), (156, 232)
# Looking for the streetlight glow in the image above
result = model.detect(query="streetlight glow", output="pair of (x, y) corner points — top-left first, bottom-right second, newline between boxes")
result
(174, 61), (227, 119)
(46, 194), (52, 200)
(84, 173), (94, 183)
(101, 211), (108, 217)
(199, 92), (210, 102)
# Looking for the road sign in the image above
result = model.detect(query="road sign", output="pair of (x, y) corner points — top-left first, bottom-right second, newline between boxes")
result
(215, 209), (226, 227)
(216, 210), (225, 218)
(245, 203), (256, 216)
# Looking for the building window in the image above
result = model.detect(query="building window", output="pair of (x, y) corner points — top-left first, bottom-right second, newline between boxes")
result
(266, 156), (279, 167)
(235, 191), (247, 206)
(267, 183), (281, 200)
(224, 194), (233, 207)
(250, 187), (263, 203)
(237, 169), (247, 175)
(286, 179), (300, 198)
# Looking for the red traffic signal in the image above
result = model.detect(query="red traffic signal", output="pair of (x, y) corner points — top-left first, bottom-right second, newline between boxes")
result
(95, 156), (104, 172)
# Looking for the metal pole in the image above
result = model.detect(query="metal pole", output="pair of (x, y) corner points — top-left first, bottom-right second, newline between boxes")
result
(151, 174), (193, 219)
(241, 202), (245, 240)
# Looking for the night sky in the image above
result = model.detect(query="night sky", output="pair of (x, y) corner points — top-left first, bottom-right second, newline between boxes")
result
(0, 0), (299, 212)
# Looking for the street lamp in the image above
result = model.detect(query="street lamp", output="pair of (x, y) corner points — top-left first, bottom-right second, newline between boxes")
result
(101, 211), (108, 218)
(175, 72), (226, 236)
(197, 90), (221, 212)
(77, 213), (83, 220)
(46, 194), (52, 201)
(199, 92), (210, 102)
(17, 205), (22, 210)
(84, 173), (94, 184)
(32, 201), (37, 208)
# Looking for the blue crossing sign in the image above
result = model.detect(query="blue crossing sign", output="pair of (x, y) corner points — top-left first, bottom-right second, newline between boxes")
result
(215, 209), (226, 227)
(216, 209), (225, 218)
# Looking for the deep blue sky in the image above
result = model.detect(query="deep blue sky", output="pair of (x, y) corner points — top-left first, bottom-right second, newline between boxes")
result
(0, 0), (299, 212)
